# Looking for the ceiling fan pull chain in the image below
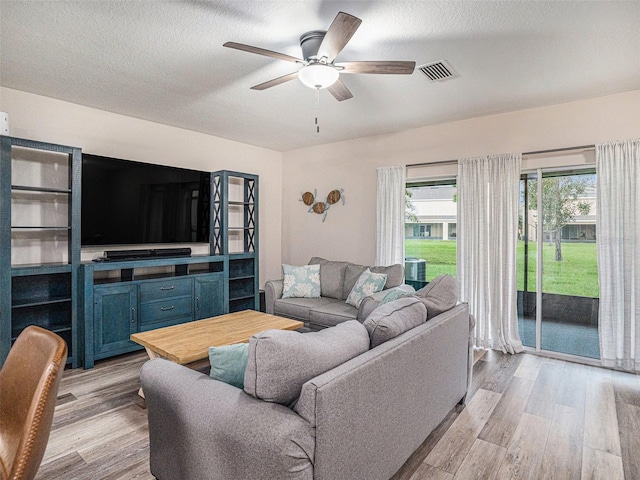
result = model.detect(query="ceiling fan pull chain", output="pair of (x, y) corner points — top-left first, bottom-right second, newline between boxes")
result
(315, 88), (320, 133)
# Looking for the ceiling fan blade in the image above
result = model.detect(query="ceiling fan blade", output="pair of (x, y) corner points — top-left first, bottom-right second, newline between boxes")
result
(336, 61), (416, 74)
(250, 72), (299, 90)
(317, 12), (362, 63)
(223, 42), (302, 64)
(327, 79), (353, 101)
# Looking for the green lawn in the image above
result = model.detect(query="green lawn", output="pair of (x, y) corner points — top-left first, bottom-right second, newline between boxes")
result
(405, 239), (599, 298)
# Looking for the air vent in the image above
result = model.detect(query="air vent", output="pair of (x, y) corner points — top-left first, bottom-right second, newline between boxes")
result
(418, 60), (458, 82)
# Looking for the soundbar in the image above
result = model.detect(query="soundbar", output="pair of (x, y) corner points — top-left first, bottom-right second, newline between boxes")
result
(103, 247), (192, 261)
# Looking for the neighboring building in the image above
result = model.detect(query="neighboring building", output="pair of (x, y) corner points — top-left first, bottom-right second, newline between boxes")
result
(522, 185), (596, 242)
(407, 184), (596, 242)
(405, 185), (457, 240)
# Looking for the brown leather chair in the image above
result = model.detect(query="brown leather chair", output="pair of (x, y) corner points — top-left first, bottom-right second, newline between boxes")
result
(0, 326), (67, 480)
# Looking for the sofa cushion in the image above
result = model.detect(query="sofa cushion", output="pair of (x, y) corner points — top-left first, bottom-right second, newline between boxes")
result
(346, 269), (388, 308)
(244, 321), (370, 406)
(208, 343), (249, 389)
(414, 274), (458, 319)
(371, 264), (404, 289)
(309, 257), (349, 300)
(282, 264), (321, 299)
(274, 297), (340, 322)
(309, 301), (358, 328)
(363, 297), (427, 347)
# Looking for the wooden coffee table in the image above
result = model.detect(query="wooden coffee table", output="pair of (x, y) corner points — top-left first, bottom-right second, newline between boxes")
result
(131, 310), (303, 366)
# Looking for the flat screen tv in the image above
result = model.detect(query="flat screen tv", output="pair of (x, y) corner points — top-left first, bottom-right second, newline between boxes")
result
(81, 154), (210, 246)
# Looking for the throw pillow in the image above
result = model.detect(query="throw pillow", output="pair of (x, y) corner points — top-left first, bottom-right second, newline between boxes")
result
(343, 264), (368, 299)
(282, 264), (321, 299)
(244, 320), (370, 406)
(209, 343), (249, 389)
(379, 286), (415, 305)
(363, 297), (427, 348)
(345, 268), (388, 308)
(414, 274), (458, 319)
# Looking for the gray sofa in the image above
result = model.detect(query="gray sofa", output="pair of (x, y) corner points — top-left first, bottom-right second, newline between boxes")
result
(141, 296), (473, 480)
(265, 257), (410, 329)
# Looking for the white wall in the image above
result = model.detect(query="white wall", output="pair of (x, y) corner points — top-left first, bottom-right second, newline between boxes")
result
(281, 90), (640, 266)
(4, 87), (638, 277)
(0, 87), (283, 286)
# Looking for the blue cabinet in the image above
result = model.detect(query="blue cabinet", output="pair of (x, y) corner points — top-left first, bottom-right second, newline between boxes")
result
(139, 277), (194, 330)
(194, 273), (225, 320)
(93, 284), (138, 358)
(82, 256), (228, 368)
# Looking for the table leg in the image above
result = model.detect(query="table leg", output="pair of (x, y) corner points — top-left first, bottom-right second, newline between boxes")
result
(139, 347), (165, 398)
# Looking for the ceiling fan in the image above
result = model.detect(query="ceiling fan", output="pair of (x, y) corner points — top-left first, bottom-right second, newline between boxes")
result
(223, 11), (416, 101)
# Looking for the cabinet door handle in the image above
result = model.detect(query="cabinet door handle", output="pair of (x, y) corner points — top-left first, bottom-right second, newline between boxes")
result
(131, 307), (136, 323)
(196, 297), (200, 310)
(160, 306), (175, 312)
(160, 286), (174, 291)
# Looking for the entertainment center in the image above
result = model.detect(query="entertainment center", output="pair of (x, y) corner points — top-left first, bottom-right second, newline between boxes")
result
(0, 136), (259, 368)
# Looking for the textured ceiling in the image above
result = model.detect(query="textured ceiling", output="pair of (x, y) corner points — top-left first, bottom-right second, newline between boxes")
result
(1, 0), (639, 152)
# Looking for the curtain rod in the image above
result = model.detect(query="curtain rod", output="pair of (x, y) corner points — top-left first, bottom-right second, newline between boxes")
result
(406, 144), (595, 169)
(523, 144), (594, 156)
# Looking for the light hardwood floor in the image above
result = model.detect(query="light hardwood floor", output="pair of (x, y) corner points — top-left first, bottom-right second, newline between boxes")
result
(37, 350), (640, 480)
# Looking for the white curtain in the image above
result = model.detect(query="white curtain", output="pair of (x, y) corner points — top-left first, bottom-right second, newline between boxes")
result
(458, 154), (523, 354)
(376, 166), (406, 266)
(596, 138), (640, 372)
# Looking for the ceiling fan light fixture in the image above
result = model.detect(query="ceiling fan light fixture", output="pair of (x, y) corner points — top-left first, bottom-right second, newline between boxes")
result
(298, 64), (339, 89)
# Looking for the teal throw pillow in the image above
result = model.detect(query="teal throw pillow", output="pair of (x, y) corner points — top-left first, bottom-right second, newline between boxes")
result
(209, 343), (249, 389)
(282, 264), (321, 298)
(346, 268), (388, 308)
(379, 286), (415, 306)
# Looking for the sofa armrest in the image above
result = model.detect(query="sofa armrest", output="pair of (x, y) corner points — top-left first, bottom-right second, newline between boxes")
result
(357, 284), (415, 322)
(265, 279), (284, 315)
(141, 359), (314, 480)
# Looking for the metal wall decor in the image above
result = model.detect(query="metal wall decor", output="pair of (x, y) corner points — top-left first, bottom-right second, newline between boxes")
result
(300, 188), (345, 221)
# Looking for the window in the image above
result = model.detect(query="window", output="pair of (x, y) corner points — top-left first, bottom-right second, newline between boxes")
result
(405, 181), (457, 285)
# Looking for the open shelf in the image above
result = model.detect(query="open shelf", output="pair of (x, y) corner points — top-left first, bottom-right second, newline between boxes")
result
(11, 272), (71, 302)
(90, 255), (226, 285)
(1, 136), (80, 368)
(210, 171), (259, 312)
(229, 297), (256, 313)
(12, 185), (72, 194)
(11, 302), (73, 336)
(12, 226), (71, 230)
(229, 257), (255, 278)
(12, 296), (72, 308)
(12, 263), (73, 275)
(229, 277), (254, 300)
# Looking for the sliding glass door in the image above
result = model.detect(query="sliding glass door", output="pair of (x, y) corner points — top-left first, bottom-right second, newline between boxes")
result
(518, 174), (538, 349)
(518, 169), (599, 359)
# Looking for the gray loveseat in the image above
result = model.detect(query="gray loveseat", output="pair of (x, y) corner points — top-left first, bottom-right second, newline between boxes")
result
(265, 257), (410, 330)
(141, 293), (473, 480)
